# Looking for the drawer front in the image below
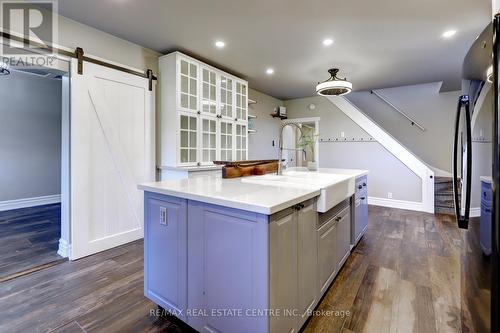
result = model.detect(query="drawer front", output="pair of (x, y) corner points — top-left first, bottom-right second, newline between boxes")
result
(481, 181), (492, 205)
(317, 218), (337, 295)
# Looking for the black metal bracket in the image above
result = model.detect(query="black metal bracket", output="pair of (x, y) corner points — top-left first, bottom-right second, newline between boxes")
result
(146, 69), (154, 91)
(75, 47), (84, 75)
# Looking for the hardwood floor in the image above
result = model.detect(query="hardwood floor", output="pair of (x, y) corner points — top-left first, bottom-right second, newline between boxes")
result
(0, 204), (65, 281)
(0, 206), (463, 333)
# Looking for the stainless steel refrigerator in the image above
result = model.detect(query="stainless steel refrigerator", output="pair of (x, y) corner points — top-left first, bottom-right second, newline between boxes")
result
(454, 14), (500, 333)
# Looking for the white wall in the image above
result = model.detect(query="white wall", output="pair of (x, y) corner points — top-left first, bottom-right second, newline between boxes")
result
(346, 82), (460, 173)
(247, 88), (284, 160)
(284, 96), (422, 202)
(0, 70), (62, 201)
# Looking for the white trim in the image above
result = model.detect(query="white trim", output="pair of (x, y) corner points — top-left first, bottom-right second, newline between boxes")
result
(57, 238), (71, 258)
(0, 194), (61, 212)
(368, 196), (424, 212)
(471, 82), (492, 130)
(327, 96), (434, 213)
(282, 117), (321, 165)
(470, 207), (481, 218)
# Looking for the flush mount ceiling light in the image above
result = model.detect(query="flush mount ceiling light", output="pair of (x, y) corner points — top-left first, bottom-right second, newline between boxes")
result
(215, 40), (225, 48)
(316, 68), (352, 96)
(442, 30), (457, 38)
(0, 61), (10, 75)
(266, 68), (274, 75)
(322, 38), (334, 46)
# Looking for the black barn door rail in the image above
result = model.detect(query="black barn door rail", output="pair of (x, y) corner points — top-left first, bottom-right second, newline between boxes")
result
(0, 31), (157, 91)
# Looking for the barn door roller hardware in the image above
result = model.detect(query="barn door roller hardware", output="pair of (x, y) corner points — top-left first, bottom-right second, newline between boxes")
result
(73, 46), (157, 91)
(0, 31), (157, 91)
(75, 47), (84, 75)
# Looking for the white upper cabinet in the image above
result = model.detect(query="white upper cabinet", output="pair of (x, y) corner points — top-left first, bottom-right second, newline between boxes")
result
(178, 57), (199, 112)
(201, 66), (218, 116)
(160, 52), (249, 167)
(235, 81), (248, 121)
(219, 74), (234, 119)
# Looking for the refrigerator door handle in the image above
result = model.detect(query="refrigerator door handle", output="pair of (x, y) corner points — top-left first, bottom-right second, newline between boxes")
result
(453, 95), (472, 229)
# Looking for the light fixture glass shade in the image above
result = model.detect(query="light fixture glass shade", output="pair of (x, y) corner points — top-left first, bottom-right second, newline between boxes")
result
(316, 68), (352, 96)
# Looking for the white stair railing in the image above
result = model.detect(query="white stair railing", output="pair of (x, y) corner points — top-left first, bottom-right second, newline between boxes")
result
(327, 96), (435, 213)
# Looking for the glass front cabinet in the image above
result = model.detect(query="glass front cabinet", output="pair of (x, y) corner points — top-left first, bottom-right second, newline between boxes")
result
(160, 52), (248, 167)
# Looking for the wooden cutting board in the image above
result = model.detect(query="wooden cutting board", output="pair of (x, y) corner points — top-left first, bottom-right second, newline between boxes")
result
(218, 160), (279, 179)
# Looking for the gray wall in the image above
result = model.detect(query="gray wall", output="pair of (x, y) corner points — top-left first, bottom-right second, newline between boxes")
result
(247, 88), (284, 160)
(0, 71), (62, 201)
(346, 82), (460, 173)
(56, 15), (160, 73)
(284, 96), (422, 202)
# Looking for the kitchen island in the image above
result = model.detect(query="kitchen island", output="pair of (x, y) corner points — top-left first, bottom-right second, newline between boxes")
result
(138, 169), (368, 333)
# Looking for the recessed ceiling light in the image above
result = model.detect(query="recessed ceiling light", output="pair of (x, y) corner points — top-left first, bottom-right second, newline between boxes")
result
(442, 30), (457, 38)
(266, 68), (274, 75)
(322, 38), (334, 46)
(215, 40), (225, 48)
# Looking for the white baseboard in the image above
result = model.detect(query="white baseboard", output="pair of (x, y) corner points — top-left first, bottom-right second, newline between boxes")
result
(57, 238), (71, 258)
(368, 196), (425, 212)
(470, 207), (481, 218)
(0, 194), (61, 212)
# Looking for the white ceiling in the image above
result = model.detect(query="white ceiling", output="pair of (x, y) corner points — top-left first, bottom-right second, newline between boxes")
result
(57, 0), (491, 99)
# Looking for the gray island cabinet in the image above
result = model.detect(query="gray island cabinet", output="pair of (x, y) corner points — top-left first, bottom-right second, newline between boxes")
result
(140, 172), (367, 333)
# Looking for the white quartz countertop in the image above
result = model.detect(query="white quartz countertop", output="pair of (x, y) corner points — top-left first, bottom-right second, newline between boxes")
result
(138, 176), (321, 215)
(286, 167), (369, 178)
(316, 167), (369, 178)
(158, 165), (222, 171)
(140, 168), (368, 215)
(481, 176), (492, 184)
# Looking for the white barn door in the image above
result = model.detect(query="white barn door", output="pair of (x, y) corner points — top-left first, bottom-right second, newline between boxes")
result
(70, 59), (155, 259)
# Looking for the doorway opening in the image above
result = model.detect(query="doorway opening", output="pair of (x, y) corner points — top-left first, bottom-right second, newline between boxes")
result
(282, 117), (320, 170)
(0, 61), (70, 282)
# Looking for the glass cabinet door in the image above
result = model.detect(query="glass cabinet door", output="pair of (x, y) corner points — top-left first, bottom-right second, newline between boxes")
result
(179, 114), (198, 164)
(219, 120), (234, 161)
(219, 75), (234, 119)
(235, 123), (247, 161)
(235, 81), (247, 121)
(201, 67), (217, 116)
(179, 58), (198, 112)
(201, 116), (217, 164)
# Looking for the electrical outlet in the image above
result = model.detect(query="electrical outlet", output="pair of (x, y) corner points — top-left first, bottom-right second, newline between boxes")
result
(341, 131), (345, 138)
(388, 192), (393, 199)
(160, 207), (168, 226)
